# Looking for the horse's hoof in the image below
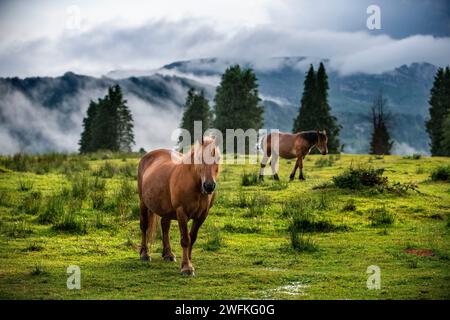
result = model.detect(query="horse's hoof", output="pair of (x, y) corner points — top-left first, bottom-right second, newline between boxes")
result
(299, 177), (305, 181)
(140, 255), (151, 262)
(273, 174), (280, 181)
(289, 175), (295, 181)
(164, 255), (176, 262)
(259, 176), (264, 182)
(180, 267), (195, 276)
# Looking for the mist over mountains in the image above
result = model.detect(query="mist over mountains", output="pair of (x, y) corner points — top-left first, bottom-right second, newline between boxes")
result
(0, 57), (437, 155)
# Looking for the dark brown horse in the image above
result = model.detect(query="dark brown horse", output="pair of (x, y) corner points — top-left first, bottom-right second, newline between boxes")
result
(138, 137), (220, 275)
(259, 130), (328, 181)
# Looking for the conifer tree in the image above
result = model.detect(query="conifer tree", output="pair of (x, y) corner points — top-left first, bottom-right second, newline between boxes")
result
(369, 91), (393, 155)
(179, 88), (212, 148)
(293, 63), (341, 153)
(293, 65), (316, 134)
(214, 65), (263, 153)
(79, 85), (135, 153)
(426, 66), (450, 156)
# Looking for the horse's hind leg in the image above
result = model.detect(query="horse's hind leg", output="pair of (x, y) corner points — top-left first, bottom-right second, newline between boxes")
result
(161, 217), (176, 262)
(139, 201), (150, 261)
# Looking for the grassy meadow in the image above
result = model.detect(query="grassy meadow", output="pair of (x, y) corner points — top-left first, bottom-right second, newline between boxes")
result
(0, 152), (449, 299)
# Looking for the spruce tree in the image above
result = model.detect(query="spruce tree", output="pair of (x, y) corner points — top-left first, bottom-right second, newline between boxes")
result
(369, 91), (393, 155)
(426, 66), (450, 156)
(112, 85), (135, 152)
(79, 100), (99, 153)
(79, 84), (135, 153)
(316, 62), (340, 153)
(293, 63), (341, 153)
(179, 88), (212, 148)
(293, 65), (316, 133)
(441, 112), (450, 156)
(214, 65), (264, 153)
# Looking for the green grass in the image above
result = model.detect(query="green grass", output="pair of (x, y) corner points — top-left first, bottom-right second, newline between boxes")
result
(0, 153), (449, 299)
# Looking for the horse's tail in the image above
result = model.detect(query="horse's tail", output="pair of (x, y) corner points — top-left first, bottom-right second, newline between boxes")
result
(259, 133), (268, 153)
(148, 211), (160, 245)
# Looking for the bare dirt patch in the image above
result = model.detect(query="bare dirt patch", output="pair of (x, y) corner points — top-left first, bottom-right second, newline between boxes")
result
(404, 249), (433, 257)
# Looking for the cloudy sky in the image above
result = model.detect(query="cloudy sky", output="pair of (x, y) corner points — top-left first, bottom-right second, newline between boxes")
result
(0, 0), (449, 77)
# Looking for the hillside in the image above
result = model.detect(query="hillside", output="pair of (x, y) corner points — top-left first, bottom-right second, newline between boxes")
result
(0, 153), (449, 299)
(0, 58), (438, 154)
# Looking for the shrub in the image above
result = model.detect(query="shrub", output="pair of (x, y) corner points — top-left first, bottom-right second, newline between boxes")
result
(23, 242), (44, 252)
(53, 206), (87, 235)
(290, 211), (348, 233)
(60, 159), (89, 175)
(70, 174), (89, 200)
(223, 223), (261, 234)
(119, 162), (137, 178)
(243, 192), (271, 217)
(267, 181), (289, 191)
(315, 156), (335, 167)
(202, 224), (223, 251)
(403, 154), (422, 160)
(341, 199), (357, 212)
(369, 207), (396, 226)
(39, 194), (65, 224)
(332, 166), (387, 190)
(0, 153), (69, 173)
(115, 178), (136, 218)
(90, 190), (106, 210)
(290, 231), (317, 253)
(235, 192), (250, 208)
(1, 221), (33, 238)
(281, 195), (331, 217)
(17, 179), (34, 191)
(94, 161), (117, 178)
(19, 191), (42, 215)
(386, 182), (420, 195)
(281, 197), (313, 218)
(89, 176), (106, 192)
(30, 263), (48, 276)
(241, 172), (260, 186)
(0, 190), (12, 207)
(430, 165), (450, 182)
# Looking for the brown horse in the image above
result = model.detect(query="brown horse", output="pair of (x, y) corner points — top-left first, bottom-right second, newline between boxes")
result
(259, 130), (328, 181)
(137, 137), (220, 276)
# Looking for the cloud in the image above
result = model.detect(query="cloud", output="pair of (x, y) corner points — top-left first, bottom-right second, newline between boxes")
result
(391, 141), (428, 156)
(1, 17), (450, 78)
(0, 79), (189, 154)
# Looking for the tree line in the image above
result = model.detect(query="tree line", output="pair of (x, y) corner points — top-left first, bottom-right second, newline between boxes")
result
(80, 64), (450, 156)
(79, 85), (134, 153)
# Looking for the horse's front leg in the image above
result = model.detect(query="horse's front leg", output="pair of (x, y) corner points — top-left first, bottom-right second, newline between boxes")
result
(298, 156), (305, 180)
(270, 153), (280, 181)
(289, 158), (300, 181)
(259, 154), (270, 182)
(188, 215), (206, 261)
(176, 208), (194, 276)
(161, 216), (176, 262)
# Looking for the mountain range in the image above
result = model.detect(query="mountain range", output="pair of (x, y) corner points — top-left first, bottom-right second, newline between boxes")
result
(0, 57), (437, 155)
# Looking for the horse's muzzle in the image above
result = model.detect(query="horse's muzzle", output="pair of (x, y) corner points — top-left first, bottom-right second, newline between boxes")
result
(202, 182), (216, 194)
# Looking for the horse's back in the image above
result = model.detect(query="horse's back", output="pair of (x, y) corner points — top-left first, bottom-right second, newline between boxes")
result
(263, 132), (298, 158)
(138, 149), (180, 214)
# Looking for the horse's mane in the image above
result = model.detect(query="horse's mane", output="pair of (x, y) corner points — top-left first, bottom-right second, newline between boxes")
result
(182, 137), (219, 163)
(299, 131), (325, 145)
